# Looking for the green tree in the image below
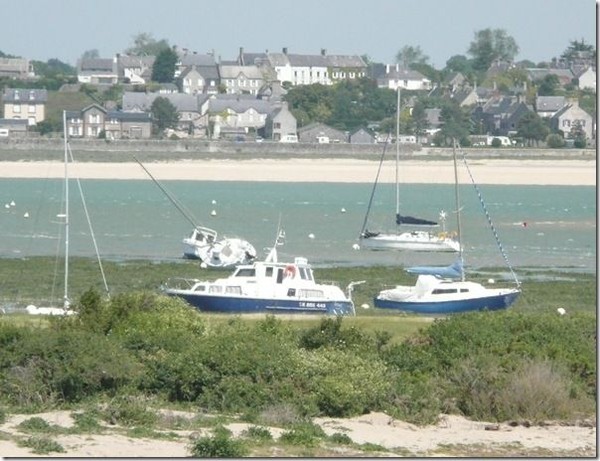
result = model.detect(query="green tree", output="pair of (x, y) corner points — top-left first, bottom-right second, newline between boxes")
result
(150, 97), (179, 136)
(80, 49), (99, 60)
(445, 55), (474, 75)
(438, 101), (471, 146)
(468, 28), (519, 72)
(560, 39), (596, 65)
(151, 48), (178, 83)
(411, 101), (429, 142)
(395, 45), (429, 67)
(125, 32), (170, 56)
(537, 74), (561, 96)
(516, 112), (549, 147)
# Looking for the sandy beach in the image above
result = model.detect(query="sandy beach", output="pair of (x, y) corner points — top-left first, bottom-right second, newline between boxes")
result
(0, 158), (595, 185)
(0, 409), (595, 457)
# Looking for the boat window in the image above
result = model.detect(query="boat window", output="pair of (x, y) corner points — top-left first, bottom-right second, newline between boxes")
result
(209, 286), (223, 293)
(287, 288), (296, 297)
(299, 267), (308, 280)
(299, 289), (324, 298)
(225, 286), (242, 295)
(276, 268), (284, 284)
(432, 288), (458, 295)
(460, 288), (469, 293)
(265, 267), (274, 277)
(235, 268), (255, 277)
(193, 285), (206, 292)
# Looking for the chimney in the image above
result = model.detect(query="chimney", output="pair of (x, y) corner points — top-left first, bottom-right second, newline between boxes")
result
(282, 47), (288, 54)
(239, 47), (244, 65)
(386, 64), (390, 74)
(321, 48), (326, 56)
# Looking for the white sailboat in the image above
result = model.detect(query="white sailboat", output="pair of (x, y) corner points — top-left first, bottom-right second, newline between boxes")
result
(374, 140), (521, 314)
(134, 158), (256, 268)
(26, 111), (110, 315)
(358, 88), (460, 253)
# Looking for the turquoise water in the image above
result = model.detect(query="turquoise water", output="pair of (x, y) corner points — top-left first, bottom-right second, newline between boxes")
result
(0, 179), (595, 273)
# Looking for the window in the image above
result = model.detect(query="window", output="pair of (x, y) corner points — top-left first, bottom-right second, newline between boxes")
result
(432, 288), (458, 295)
(209, 285), (223, 293)
(13, 104), (21, 113)
(28, 105), (35, 114)
(274, 122), (281, 129)
(299, 289), (324, 298)
(235, 268), (255, 277)
(225, 286), (242, 294)
(89, 114), (100, 123)
(265, 267), (274, 277)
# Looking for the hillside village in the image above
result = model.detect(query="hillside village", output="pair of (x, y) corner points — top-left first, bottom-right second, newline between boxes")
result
(0, 43), (596, 148)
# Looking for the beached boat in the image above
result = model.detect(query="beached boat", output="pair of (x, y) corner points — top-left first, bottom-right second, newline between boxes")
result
(373, 141), (521, 315)
(135, 158), (256, 268)
(358, 88), (459, 253)
(162, 228), (355, 315)
(182, 226), (257, 267)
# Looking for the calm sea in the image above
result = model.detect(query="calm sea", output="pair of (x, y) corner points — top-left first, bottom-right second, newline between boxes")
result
(0, 179), (595, 273)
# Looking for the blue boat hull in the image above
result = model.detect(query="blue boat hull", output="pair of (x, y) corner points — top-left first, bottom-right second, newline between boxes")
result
(167, 292), (354, 316)
(374, 291), (520, 315)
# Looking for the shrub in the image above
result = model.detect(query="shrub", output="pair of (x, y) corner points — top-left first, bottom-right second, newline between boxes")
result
(243, 425), (273, 441)
(17, 436), (65, 454)
(329, 432), (353, 445)
(496, 359), (593, 421)
(188, 432), (248, 457)
(546, 133), (565, 148)
(279, 421), (326, 447)
(101, 395), (157, 427)
(491, 137), (503, 147)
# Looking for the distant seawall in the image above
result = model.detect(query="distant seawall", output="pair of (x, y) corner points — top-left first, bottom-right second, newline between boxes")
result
(0, 138), (595, 162)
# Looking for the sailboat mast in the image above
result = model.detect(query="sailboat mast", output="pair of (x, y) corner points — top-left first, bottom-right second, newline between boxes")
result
(395, 87), (400, 218)
(62, 110), (70, 308)
(452, 140), (465, 282)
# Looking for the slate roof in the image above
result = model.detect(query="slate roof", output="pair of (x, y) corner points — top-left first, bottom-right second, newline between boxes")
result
(219, 65), (264, 79)
(2, 88), (48, 103)
(208, 96), (272, 114)
(535, 96), (566, 112)
(179, 54), (216, 67)
(79, 58), (115, 72)
(326, 55), (366, 68)
(122, 92), (201, 112)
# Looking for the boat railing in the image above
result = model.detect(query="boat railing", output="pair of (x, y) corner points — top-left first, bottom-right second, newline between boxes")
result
(162, 277), (201, 291)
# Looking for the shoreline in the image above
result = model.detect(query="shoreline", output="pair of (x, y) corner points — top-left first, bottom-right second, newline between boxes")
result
(0, 158), (595, 185)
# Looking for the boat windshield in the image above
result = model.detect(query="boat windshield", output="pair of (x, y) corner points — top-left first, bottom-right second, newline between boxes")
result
(234, 268), (255, 277)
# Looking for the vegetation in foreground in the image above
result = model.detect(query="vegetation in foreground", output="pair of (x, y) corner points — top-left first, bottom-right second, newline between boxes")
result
(0, 258), (595, 455)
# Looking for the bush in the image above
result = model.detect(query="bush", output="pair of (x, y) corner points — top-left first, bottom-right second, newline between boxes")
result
(546, 133), (565, 148)
(279, 421), (327, 447)
(188, 432), (248, 457)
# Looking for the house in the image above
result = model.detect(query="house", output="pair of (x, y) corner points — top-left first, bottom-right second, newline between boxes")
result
(117, 55), (155, 84)
(297, 122), (347, 143)
(376, 64), (432, 91)
(219, 64), (265, 95)
(0, 58), (34, 79)
(575, 67), (596, 91)
(263, 102), (297, 142)
(349, 128), (376, 144)
(250, 48), (366, 87)
(527, 68), (574, 87)
(208, 95), (273, 139)
(175, 52), (220, 94)
(0, 118), (28, 137)
(2, 88), (48, 125)
(550, 99), (593, 141)
(535, 96), (566, 118)
(122, 91), (205, 135)
(471, 95), (533, 136)
(65, 104), (152, 139)
(77, 58), (118, 85)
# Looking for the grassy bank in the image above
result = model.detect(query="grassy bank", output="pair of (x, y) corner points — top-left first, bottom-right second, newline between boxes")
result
(0, 256), (595, 316)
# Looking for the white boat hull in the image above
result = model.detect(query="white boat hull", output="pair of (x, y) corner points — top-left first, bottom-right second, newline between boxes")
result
(359, 231), (460, 252)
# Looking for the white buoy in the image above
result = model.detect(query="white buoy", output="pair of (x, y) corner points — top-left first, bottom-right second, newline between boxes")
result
(361, 303), (370, 309)
(341, 207), (346, 213)
(211, 199), (217, 205)
(10, 200), (15, 207)
(23, 212), (29, 218)
(487, 278), (495, 284)
(210, 210), (217, 217)
(200, 262), (208, 269)
(352, 243), (360, 250)
(557, 307), (566, 316)
(4, 204), (9, 209)
(308, 233), (315, 239)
